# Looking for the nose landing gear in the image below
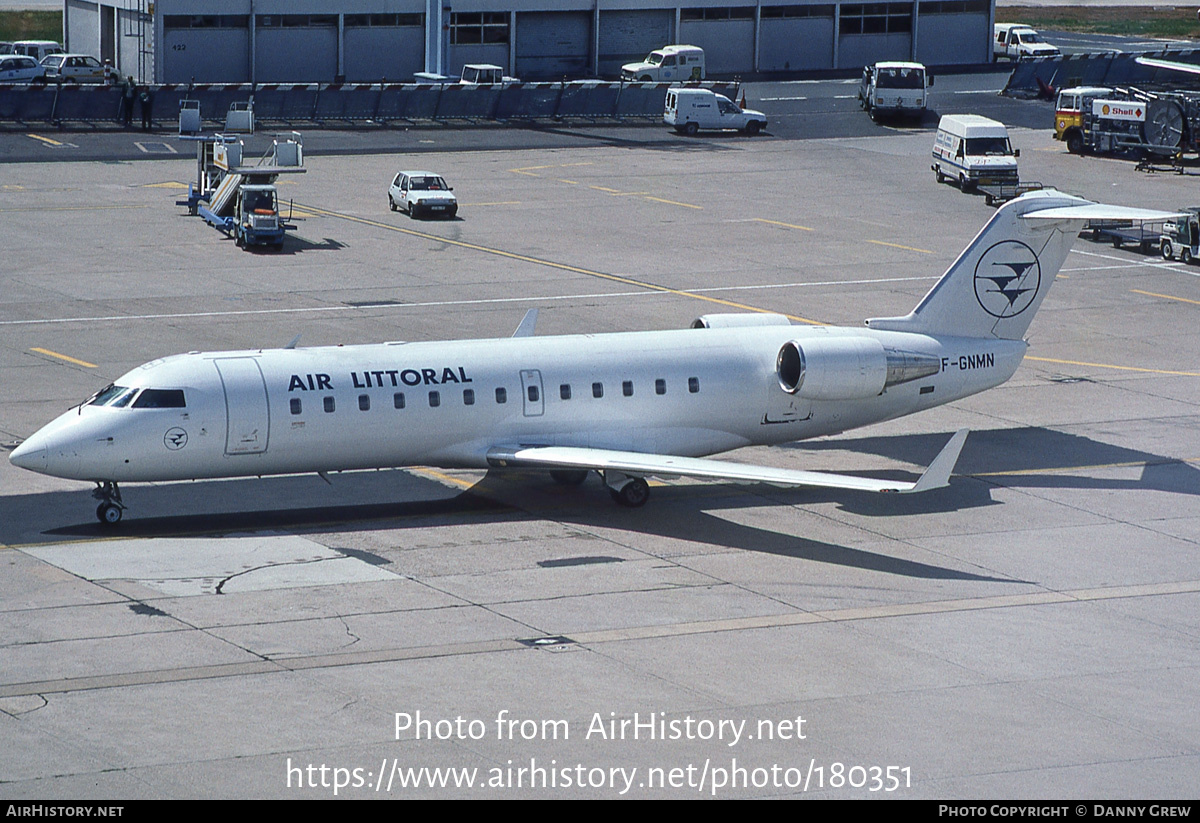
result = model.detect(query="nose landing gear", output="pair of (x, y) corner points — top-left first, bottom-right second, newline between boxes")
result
(92, 481), (124, 525)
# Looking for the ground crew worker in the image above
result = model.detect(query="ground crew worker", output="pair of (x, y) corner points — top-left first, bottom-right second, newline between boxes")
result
(139, 85), (154, 130)
(120, 76), (135, 127)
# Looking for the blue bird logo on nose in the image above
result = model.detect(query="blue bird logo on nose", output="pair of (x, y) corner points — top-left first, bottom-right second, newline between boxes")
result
(164, 427), (188, 450)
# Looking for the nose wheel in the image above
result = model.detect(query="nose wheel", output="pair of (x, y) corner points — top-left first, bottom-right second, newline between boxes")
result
(92, 481), (125, 525)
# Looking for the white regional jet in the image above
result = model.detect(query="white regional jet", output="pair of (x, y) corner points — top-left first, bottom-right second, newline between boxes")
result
(9, 191), (1174, 524)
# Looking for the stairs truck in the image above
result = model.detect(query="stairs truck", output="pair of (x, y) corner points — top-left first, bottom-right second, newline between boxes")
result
(178, 131), (306, 250)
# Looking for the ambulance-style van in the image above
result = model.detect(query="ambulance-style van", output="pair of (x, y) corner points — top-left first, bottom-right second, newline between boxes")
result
(931, 114), (1020, 190)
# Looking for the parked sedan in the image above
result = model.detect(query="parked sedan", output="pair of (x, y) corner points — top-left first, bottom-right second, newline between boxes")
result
(0, 55), (46, 83)
(388, 171), (458, 219)
(40, 53), (109, 83)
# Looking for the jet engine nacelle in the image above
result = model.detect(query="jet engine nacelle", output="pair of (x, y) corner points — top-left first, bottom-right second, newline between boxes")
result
(776, 337), (888, 400)
(776, 338), (942, 400)
(692, 313), (792, 329)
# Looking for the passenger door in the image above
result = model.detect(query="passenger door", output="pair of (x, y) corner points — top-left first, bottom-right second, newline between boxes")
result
(214, 358), (270, 455)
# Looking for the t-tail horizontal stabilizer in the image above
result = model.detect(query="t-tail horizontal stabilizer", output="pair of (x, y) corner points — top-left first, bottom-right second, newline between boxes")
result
(1135, 56), (1200, 77)
(487, 428), (969, 494)
(1019, 204), (1187, 223)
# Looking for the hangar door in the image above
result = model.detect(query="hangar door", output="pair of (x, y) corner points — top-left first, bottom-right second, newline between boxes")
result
(759, 7), (836, 71)
(679, 13), (755, 75)
(161, 24), (249, 84)
(345, 22), (424, 82)
(598, 9), (673, 77)
(516, 11), (591, 79)
(255, 19), (338, 83)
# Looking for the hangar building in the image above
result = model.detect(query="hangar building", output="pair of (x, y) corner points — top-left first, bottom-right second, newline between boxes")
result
(63, 0), (992, 84)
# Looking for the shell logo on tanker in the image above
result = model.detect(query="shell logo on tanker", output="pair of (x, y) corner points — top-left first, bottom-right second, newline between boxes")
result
(1101, 103), (1143, 118)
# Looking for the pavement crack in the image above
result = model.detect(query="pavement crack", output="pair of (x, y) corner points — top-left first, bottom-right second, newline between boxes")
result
(213, 555), (344, 595)
(338, 613), (361, 648)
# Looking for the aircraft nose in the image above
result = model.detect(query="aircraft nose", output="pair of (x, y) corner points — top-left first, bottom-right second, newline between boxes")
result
(8, 422), (84, 479)
(9, 436), (47, 472)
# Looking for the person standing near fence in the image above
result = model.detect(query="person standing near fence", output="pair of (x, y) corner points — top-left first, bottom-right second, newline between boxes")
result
(139, 85), (154, 130)
(119, 76), (135, 127)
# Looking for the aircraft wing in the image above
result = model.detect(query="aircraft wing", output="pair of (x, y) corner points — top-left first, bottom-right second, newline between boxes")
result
(1135, 56), (1200, 77)
(486, 429), (968, 494)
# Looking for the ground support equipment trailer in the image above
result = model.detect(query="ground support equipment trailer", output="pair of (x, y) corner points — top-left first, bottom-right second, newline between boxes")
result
(977, 181), (1044, 207)
(1085, 220), (1165, 253)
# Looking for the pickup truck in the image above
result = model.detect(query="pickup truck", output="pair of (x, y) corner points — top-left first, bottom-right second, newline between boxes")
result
(994, 24), (1060, 60)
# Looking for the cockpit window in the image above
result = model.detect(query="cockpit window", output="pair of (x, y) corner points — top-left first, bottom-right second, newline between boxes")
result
(88, 384), (122, 405)
(132, 389), (186, 408)
(111, 388), (139, 407)
(88, 385), (138, 407)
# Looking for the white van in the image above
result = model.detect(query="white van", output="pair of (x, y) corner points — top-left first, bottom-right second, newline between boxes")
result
(993, 24), (1059, 60)
(12, 41), (63, 62)
(622, 45), (705, 82)
(858, 61), (930, 121)
(931, 114), (1020, 191)
(664, 88), (767, 135)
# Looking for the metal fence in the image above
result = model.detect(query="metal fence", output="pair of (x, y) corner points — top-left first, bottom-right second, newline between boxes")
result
(0, 81), (741, 127)
(1004, 50), (1200, 98)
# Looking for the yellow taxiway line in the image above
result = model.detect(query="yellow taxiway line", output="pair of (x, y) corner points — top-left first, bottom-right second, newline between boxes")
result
(867, 239), (933, 254)
(1026, 356), (1200, 377)
(1131, 288), (1200, 307)
(752, 217), (815, 232)
(30, 348), (97, 368)
(26, 133), (65, 146)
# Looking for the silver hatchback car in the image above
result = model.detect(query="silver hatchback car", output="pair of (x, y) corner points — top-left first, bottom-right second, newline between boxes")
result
(388, 171), (458, 219)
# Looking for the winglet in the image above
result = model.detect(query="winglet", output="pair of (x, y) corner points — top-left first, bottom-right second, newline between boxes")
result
(512, 309), (539, 338)
(906, 429), (969, 493)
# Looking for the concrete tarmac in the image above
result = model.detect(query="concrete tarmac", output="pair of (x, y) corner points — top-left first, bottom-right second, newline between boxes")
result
(1, 124), (1198, 798)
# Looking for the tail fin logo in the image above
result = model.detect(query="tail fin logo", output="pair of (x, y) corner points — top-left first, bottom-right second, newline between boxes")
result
(974, 240), (1041, 319)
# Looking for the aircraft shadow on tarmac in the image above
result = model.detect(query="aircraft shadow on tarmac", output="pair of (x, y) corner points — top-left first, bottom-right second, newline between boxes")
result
(7, 426), (1190, 582)
(787, 426), (1200, 508)
(20, 482), (1010, 583)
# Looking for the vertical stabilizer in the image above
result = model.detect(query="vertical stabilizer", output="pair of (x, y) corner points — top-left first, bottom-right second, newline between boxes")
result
(866, 191), (1091, 340)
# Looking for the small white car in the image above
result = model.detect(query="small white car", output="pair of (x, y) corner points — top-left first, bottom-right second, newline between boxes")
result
(389, 171), (458, 219)
(0, 55), (46, 83)
(40, 53), (109, 83)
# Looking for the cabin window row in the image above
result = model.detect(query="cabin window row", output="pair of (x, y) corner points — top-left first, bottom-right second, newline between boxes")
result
(288, 377), (701, 415)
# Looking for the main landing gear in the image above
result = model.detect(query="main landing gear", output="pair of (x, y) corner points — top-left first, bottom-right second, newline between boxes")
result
(92, 481), (124, 525)
(604, 471), (650, 508)
(548, 468), (650, 507)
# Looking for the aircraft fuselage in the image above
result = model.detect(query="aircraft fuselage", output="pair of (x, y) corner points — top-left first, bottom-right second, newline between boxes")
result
(14, 324), (1024, 485)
